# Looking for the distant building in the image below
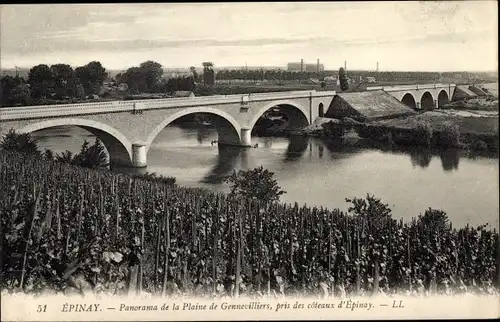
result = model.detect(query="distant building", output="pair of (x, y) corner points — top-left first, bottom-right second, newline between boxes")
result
(287, 62), (303, 71)
(365, 77), (377, 83)
(287, 61), (324, 72)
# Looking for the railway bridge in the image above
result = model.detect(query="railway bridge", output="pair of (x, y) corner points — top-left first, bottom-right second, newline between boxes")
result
(366, 83), (456, 110)
(0, 90), (335, 168)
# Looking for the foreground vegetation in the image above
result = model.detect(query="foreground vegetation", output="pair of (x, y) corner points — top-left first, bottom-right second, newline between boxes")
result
(1, 151), (498, 298)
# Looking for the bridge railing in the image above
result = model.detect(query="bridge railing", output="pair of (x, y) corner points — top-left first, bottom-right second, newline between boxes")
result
(366, 83), (456, 92)
(0, 90), (336, 121)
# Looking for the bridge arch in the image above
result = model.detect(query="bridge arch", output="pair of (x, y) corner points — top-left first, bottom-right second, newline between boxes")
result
(438, 90), (449, 108)
(19, 118), (133, 167)
(248, 100), (310, 135)
(401, 93), (417, 109)
(420, 91), (434, 110)
(145, 107), (242, 153)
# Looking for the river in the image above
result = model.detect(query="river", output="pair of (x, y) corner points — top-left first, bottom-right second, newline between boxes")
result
(31, 124), (499, 229)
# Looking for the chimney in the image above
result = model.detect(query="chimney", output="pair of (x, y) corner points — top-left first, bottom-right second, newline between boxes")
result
(344, 60), (347, 71)
(300, 59), (304, 72)
(317, 59), (320, 74)
(376, 61), (379, 72)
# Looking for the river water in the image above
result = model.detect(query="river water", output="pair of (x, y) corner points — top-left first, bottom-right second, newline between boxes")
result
(32, 124), (499, 229)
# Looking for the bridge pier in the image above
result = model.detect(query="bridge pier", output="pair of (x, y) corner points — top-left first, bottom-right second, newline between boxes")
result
(132, 143), (147, 168)
(434, 100), (438, 109)
(240, 128), (252, 147)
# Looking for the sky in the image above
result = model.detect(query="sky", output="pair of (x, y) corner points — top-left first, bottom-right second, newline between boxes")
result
(0, 2), (498, 72)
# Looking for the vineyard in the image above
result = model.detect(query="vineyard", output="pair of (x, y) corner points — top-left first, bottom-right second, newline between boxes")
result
(1, 151), (499, 298)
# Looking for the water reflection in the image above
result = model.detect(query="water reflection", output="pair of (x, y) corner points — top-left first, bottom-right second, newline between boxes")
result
(439, 149), (460, 172)
(318, 145), (324, 159)
(284, 135), (309, 162)
(409, 148), (433, 168)
(196, 127), (212, 144)
(262, 137), (274, 149)
(201, 145), (242, 184)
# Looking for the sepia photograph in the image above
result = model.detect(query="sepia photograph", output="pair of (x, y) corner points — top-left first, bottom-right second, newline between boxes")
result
(0, 1), (498, 321)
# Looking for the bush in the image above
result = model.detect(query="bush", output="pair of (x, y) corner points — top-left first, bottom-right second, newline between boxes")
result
(356, 124), (387, 141)
(471, 140), (488, 151)
(436, 122), (460, 149)
(55, 139), (108, 169)
(417, 208), (451, 233)
(321, 121), (345, 137)
(415, 121), (433, 147)
(0, 129), (40, 155)
(224, 166), (286, 204)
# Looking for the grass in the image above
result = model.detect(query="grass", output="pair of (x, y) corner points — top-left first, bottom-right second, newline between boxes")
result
(374, 110), (498, 136)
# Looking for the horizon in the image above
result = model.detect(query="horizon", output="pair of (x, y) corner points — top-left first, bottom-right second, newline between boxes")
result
(1, 2), (498, 72)
(1, 65), (498, 74)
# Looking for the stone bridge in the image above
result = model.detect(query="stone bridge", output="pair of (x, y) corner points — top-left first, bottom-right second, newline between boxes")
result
(366, 83), (456, 110)
(0, 90), (335, 167)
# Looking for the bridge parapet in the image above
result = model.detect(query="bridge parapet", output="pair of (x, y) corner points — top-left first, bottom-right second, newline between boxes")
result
(1, 91), (336, 121)
(366, 83), (455, 92)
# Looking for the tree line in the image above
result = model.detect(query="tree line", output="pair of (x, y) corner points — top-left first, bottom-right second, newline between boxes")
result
(1, 61), (107, 107)
(1, 60), (200, 108)
(215, 69), (443, 83)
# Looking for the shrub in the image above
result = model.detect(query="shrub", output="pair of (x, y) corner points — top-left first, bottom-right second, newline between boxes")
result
(471, 140), (488, 151)
(321, 121), (345, 137)
(356, 124), (387, 141)
(436, 122), (460, 149)
(417, 208), (451, 234)
(414, 121), (433, 147)
(55, 139), (108, 169)
(224, 166), (286, 204)
(0, 129), (40, 155)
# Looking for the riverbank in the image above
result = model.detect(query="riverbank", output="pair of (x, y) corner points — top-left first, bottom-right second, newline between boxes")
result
(302, 108), (499, 153)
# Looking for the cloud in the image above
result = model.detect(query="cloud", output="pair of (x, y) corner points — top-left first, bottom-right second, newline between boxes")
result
(1, 2), (497, 71)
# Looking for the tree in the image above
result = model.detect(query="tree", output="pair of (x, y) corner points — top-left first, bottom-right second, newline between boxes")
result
(1, 75), (25, 106)
(139, 61), (164, 92)
(120, 61), (163, 93)
(72, 138), (108, 169)
(55, 138), (108, 169)
(55, 150), (74, 164)
(0, 129), (40, 155)
(224, 166), (286, 204)
(50, 64), (76, 98)
(75, 61), (107, 95)
(339, 67), (349, 92)
(44, 149), (54, 161)
(202, 62), (215, 87)
(75, 83), (86, 100)
(28, 64), (54, 98)
(120, 67), (145, 93)
(189, 66), (199, 83)
(11, 83), (31, 105)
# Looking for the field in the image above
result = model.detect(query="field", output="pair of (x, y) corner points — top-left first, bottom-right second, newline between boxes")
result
(1, 151), (498, 298)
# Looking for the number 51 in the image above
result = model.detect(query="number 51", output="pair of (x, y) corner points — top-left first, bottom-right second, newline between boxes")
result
(37, 305), (47, 313)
